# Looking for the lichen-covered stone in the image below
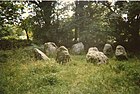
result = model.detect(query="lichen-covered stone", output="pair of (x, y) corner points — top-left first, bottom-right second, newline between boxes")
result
(88, 47), (99, 52)
(86, 47), (108, 64)
(115, 45), (128, 60)
(56, 46), (71, 64)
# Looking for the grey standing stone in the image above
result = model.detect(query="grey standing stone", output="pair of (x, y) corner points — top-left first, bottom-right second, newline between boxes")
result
(72, 42), (84, 54)
(103, 44), (113, 57)
(115, 45), (128, 60)
(44, 42), (57, 57)
(56, 46), (71, 64)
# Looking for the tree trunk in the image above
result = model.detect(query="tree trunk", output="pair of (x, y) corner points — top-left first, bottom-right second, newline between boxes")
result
(25, 30), (30, 42)
(74, 1), (79, 42)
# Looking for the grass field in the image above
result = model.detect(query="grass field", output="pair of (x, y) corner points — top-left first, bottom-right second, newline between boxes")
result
(0, 48), (140, 94)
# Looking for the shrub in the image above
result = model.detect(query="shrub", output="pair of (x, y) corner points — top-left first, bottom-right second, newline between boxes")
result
(0, 39), (31, 50)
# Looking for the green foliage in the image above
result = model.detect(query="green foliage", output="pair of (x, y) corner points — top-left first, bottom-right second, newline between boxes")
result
(105, 1), (140, 51)
(30, 1), (56, 43)
(0, 1), (23, 38)
(0, 1), (22, 25)
(73, 2), (111, 49)
(20, 16), (33, 41)
(0, 49), (140, 94)
(0, 1), (139, 52)
(0, 39), (31, 50)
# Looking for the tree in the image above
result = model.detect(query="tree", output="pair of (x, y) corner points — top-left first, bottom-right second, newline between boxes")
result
(0, 1), (23, 38)
(51, 1), (74, 46)
(20, 16), (32, 41)
(102, 1), (140, 51)
(72, 1), (110, 49)
(30, 1), (56, 43)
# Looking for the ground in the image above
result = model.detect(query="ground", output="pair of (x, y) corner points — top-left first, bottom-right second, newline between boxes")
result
(0, 48), (140, 94)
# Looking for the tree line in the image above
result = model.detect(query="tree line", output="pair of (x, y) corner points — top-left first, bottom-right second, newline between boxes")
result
(0, 1), (140, 52)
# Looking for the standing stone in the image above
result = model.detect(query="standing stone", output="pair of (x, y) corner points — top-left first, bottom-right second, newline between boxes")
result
(34, 48), (50, 61)
(88, 47), (99, 52)
(44, 42), (57, 57)
(72, 42), (84, 54)
(56, 46), (71, 64)
(103, 44), (113, 57)
(115, 45), (128, 60)
(86, 47), (108, 64)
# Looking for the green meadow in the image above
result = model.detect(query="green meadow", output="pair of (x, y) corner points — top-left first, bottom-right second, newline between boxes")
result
(0, 48), (140, 94)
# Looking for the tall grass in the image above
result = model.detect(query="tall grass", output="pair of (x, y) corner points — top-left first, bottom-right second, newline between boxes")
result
(0, 48), (140, 94)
